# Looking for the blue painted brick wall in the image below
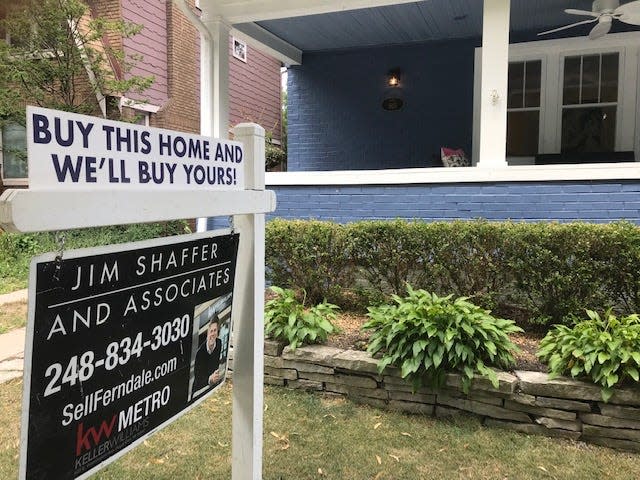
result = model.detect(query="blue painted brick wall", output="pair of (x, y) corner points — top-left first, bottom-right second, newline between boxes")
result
(287, 39), (476, 172)
(266, 181), (640, 224)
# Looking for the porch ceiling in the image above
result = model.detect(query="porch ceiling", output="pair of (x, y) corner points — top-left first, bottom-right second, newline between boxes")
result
(227, 0), (595, 53)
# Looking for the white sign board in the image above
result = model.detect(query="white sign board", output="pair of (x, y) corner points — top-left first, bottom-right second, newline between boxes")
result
(27, 106), (245, 190)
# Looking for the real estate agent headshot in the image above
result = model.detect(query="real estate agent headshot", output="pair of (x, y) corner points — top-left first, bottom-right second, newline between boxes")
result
(193, 315), (223, 391)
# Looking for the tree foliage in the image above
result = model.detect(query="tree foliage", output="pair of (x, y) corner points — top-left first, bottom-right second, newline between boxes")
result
(0, 0), (153, 124)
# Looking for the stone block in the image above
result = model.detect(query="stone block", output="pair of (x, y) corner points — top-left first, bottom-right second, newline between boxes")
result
(264, 339), (286, 357)
(515, 371), (602, 401)
(608, 385), (640, 407)
(264, 375), (285, 386)
(445, 371), (516, 394)
(297, 372), (335, 383)
(287, 379), (323, 391)
(534, 417), (582, 432)
(331, 350), (380, 374)
(388, 400), (434, 415)
(389, 390), (436, 405)
(504, 400), (577, 421)
(437, 394), (531, 423)
(599, 404), (640, 421)
(283, 361), (334, 374)
(580, 436), (640, 452)
(580, 413), (640, 430)
(509, 392), (592, 413)
(331, 373), (378, 389)
(509, 393), (537, 406)
(534, 396), (592, 413)
(485, 419), (581, 440)
(439, 388), (504, 406)
(324, 383), (388, 400)
(281, 345), (343, 365)
(264, 355), (284, 369)
(381, 376), (436, 394)
(264, 366), (297, 380)
(582, 424), (640, 442)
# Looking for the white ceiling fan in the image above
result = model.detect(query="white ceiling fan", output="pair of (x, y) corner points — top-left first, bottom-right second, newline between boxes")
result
(539, 0), (640, 40)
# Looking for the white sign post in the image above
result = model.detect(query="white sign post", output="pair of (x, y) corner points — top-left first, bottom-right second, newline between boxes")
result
(0, 108), (273, 480)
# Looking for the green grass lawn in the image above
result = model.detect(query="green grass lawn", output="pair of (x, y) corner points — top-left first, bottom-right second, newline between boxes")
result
(1, 379), (639, 480)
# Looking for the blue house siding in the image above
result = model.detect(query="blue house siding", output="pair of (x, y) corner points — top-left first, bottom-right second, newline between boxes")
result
(287, 39), (476, 172)
(266, 181), (640, 223)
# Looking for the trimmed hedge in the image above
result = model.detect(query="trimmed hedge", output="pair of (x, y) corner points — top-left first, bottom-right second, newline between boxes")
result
(265, 219), (640, 330)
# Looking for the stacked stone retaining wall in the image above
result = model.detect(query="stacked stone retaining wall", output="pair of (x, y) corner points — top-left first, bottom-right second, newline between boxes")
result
(253, 340), (640, 452)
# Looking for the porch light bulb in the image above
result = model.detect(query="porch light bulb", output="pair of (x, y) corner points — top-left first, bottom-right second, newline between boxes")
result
(387, 69), (401, 87)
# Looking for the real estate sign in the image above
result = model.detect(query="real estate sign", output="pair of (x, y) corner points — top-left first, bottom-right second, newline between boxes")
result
(20, 231), (239, 480)
(26, 106), (245, 190)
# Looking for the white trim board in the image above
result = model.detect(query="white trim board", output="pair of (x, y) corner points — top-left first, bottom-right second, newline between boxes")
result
(266, 164), (640, 186)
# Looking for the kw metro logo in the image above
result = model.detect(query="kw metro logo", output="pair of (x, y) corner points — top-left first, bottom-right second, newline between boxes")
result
(76, 415), (117, 455)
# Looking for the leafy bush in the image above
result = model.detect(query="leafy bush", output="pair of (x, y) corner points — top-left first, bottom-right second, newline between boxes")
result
(363, 287), (522, 392)
(537, 309), (640, 401)
(264, 286), (340, 350)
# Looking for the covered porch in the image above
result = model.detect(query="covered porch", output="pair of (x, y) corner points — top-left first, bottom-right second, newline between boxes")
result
(196, 0), (640, 223)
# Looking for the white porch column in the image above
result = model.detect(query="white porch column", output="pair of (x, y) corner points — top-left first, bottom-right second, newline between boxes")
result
(477, 0), (510, 168)
(197, 16), (230, 231)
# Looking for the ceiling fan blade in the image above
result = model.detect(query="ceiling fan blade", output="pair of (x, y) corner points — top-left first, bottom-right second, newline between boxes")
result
(589, 20), (613, 39)
(538, 18), (598, 36)
(615, 1), (640, 25)
(565, 8), (600, 17)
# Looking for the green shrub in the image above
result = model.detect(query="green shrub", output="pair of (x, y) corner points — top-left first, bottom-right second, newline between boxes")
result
(504, 223), (612, 327)
(266, 219), (354, 306)
(266, 219), (640, 329)
(363, 286), (522, 392)
(264, 286), (340, 350)
(537, 309), (640, 401)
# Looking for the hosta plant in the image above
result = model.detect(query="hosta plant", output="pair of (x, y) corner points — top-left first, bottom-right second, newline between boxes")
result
(363, 286), (522, 392)
(537, 309), (640, 402)
(264, 286), (340, 350)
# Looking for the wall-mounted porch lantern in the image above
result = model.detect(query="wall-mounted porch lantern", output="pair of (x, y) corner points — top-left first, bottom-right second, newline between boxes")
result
(387, 69), (401, 87)
(382, 68), (404, 111)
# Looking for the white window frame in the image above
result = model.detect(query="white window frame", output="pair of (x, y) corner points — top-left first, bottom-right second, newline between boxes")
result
(473, 32), (640, 166)
(0, 124), (28, 187)
(505, 57), (547, 165)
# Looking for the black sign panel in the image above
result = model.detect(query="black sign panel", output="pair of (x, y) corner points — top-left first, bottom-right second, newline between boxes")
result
(20, 232), (239, 480)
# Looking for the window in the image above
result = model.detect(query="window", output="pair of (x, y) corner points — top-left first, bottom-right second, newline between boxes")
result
(561, 53), (618, 154)
(1, 123), (28, 183)
(474, 34), (639, 165)
(507, 60), (541, 157)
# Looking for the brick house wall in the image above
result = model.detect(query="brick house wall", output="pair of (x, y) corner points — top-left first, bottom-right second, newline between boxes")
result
(229, 38), (282, 142)
(120, 0), (169, 108)
(0, 0), (282, 194)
